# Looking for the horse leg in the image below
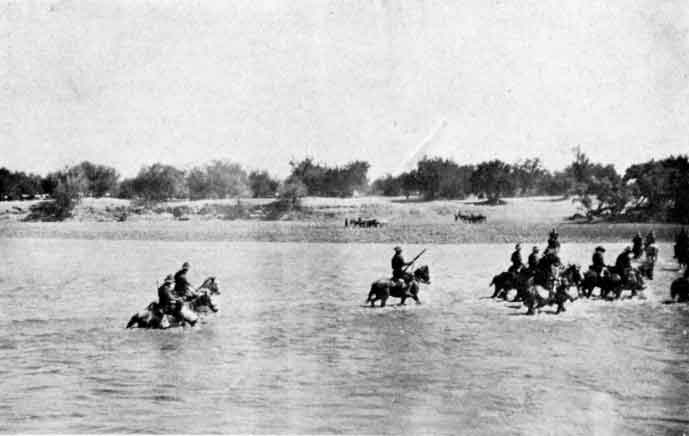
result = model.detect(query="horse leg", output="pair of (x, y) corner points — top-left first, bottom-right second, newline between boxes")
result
(126, 314), (140, 328)
(380, 296), (387, 307)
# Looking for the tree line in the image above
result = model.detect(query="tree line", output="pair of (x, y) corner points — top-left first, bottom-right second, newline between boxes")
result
(1, 151), (688, 223)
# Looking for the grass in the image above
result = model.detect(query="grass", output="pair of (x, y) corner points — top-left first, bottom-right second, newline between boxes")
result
(0, 195), (684, 243)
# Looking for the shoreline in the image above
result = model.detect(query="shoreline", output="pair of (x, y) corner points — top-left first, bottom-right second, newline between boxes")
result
(0, 220), (681, 244)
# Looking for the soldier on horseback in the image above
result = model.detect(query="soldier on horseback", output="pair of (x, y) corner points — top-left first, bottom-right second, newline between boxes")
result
(527, 246), (540, 273)
(535, 247), (561, 289)
(645, 230), (656, 249)
(508, 244), (524, 274)
(391, 247), (413, 287)
(614, 246), (635, 288)
(547, 228), (560, 251)
(632, 232), (643, 259)
(174, 262), (198, 300)
(590, 246), (606, 276)
(157, 274), (187, 324)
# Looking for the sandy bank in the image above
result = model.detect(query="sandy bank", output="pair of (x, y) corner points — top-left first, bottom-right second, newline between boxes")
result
(0, 220), (680, 244)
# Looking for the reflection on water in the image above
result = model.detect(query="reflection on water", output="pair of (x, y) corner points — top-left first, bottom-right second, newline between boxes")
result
(0, 238), (688, 434)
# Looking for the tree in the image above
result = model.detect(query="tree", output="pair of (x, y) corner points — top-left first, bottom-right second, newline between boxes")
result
(249, 170), (280, 198)
(470, 160), (514, 202)
(130, 163), (186, 201)
(371, 174), (403, 196)
(278, 178), (308, 208)
(287, 158), (370, 197)
(0, 168), (43, 200)
(76, 161), (119, 197)
(204, 160), (250, 198)
(186, 167), (212, 200)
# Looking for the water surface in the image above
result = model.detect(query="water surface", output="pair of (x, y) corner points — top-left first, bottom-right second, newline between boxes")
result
(1, 239), (688, 434)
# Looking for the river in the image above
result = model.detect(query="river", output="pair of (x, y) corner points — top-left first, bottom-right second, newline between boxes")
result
(0, 238), (687, 434)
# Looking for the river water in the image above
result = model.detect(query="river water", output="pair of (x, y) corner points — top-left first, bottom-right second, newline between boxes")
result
(0, 238), (687, 434)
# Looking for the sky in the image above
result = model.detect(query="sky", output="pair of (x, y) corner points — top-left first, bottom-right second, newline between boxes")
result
(2, 0), (689, 179)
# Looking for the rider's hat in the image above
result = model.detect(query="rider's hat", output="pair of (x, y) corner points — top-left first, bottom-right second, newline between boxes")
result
(182, 261), (190, 269)
(394, 246), (402, 252)
(164, 274), (174, 283)
(515, 243), (521, 249)
(624, 246), (632, 252)
(595, 246), (606, 252)
(532, 246), (539, 252)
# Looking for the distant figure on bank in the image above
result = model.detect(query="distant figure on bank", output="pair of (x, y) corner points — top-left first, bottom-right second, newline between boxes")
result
(632, 232), (644, 259)
(391, 246), (413, 285)
(508, 244), (524, 274)
(345, 218), (348, 228)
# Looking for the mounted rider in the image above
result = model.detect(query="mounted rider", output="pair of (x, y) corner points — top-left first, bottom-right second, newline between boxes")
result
(391, 247), (413, 287)
(508, 244), (524, 274)
(157, 274), (185, 321)
(527, 246), (540, 273)
(590, 246), (606, 275)
(174, 262), (198, 300)
(535, 247), (561, 289)
(645, 230), (656, 248)
(632, 232), (643, 259)
(547, 228), (560, 251)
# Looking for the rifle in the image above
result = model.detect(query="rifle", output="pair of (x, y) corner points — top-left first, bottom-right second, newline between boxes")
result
(403, 249), (426, 272)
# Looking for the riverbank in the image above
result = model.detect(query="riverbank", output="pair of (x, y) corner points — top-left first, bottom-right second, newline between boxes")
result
(0, 196), (682, 243)
(0, 220), (680, 244)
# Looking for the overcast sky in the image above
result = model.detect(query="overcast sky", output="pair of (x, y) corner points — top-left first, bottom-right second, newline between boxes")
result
(2, 0), (688, 178)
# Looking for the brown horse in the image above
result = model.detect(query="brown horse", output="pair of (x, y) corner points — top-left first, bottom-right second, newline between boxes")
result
(366, 266), (430, 307)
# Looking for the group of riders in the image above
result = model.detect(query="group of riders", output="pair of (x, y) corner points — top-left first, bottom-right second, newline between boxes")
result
(133, 227), (689, 326)
(491, 228), (664, 313)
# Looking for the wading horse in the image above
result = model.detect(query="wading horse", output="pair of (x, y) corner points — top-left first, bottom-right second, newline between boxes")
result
(126, 277), (220, 329)
(366, 266), (430, 307)
(522, 264), (582, 315)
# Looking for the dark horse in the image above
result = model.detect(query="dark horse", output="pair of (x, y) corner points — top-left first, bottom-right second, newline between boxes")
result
(671, 276), (689, 302)
(366, 266), (431, 307)
(490, 269), (532, 301)
(521, 264), (581, 315)
(127, 277), (220, 329)
(581, 266), (644, 300)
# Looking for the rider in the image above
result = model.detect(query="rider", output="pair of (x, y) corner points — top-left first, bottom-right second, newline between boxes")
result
(174, 262), (197, 300)
(508, 244), (524, 274)
(547, 228), (559, 250)
(632, 232), (643, 259)
(645, 230), (656, 248)
(527, 246), (540, 273)
(590, 246), (606, 275)
(157, 274), (184, 321)
(391, 246), (413, 286)
(535, 247), (561, 289)
(614, 246), (633, 286)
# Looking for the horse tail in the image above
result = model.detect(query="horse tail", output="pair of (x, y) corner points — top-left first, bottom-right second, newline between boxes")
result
(489, 276), (496, 287)
(126, 314), (139, 329)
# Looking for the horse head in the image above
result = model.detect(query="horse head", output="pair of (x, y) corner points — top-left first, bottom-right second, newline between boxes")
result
(199, 277), (220, 295)
(414, 265), (431, 284)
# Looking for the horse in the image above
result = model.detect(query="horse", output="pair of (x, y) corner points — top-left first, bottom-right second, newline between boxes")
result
(366, 265), (430, 307)
(674, 241), (689, 269)
(126, 277), (220, 329)
(521, 264), (581, 315)
(490, 268), (533, 301)
(670, 276), (689, 302)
